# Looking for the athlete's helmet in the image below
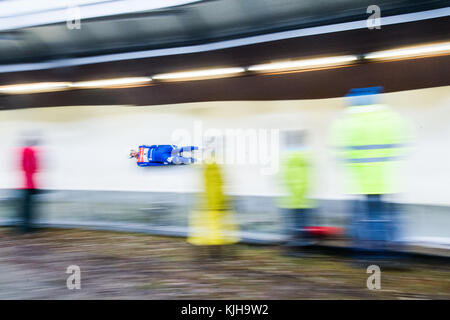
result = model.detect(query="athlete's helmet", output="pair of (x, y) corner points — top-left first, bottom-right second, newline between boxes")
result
(129, 149), (138, 159)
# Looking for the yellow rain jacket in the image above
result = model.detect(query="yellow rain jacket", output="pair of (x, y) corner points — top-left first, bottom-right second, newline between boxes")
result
(188, 161), (239, 246)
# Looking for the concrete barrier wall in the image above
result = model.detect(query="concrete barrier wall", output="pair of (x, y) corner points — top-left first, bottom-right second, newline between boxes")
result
(1, 189), (449, 245)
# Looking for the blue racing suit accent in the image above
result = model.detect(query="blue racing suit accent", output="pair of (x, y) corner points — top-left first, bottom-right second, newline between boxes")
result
(136, 145), (198, 167)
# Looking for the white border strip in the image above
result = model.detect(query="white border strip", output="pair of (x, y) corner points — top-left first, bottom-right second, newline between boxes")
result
(0, 8), (448, 74)
(0, 0), (202, 29)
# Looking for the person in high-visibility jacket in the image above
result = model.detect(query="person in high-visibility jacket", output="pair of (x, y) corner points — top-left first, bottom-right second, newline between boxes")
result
(279, 130), (315, 248)
(187, 151), (239, 257)
(330, 86), (409, 251)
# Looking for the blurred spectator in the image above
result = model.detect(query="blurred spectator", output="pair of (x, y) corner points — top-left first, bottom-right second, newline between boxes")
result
(279, 130), (316, 253)
(330, 87), (409, 256)
(19, 137), (40, 233)
(188, 139), (239, 259)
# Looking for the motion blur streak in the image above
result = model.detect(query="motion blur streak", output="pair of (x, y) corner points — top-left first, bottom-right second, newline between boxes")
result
(152, 67), (246, 81)
(0, 82), (70, 94)
(70, 77), (152, 89)
(248, 55), (358, 72)
(1, 9), (447, 73)
(0, 0), (202, 31)
(365, 41), (450, 60)
(0, 0), (448, 300)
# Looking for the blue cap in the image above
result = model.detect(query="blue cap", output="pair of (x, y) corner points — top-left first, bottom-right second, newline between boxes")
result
(345, 86), (383, 97)
(346, 86), (383, 106)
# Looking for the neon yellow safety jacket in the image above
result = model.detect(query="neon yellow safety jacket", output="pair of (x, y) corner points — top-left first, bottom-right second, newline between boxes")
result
(330, 104), (408, 195)
(279, 150), (314, 209)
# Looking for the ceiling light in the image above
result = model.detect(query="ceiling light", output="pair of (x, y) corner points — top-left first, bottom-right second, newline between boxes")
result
(365, 42), (450, 60)
(248, 55), (358, 72)
(0, 82), (70, 94)
(71, 77), (151, 88)
(152, 67), (246, 81)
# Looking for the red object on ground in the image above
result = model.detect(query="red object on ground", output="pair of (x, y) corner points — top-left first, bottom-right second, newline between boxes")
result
(304, 226), (343, 237)
(21, 146), (38, 189)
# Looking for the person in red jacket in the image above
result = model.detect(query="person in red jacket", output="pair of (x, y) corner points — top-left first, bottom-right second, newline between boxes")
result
(20, 138), (39, 233)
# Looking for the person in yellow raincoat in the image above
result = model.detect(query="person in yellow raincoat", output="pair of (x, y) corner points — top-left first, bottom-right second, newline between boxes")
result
(188, 146), (239, 258)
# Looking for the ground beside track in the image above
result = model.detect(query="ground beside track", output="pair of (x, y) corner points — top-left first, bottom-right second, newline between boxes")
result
(0, 228), (448, 299)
